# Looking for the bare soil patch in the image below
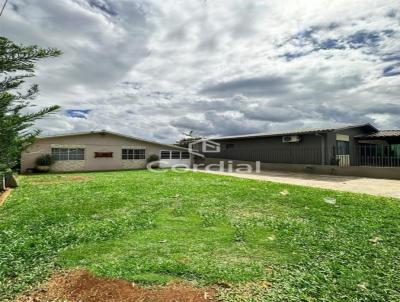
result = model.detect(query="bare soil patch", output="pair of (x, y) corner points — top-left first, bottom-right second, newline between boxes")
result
(0, 188), (12, 206)
(30, 176), (90, 185)
(16, 270), (217, 302)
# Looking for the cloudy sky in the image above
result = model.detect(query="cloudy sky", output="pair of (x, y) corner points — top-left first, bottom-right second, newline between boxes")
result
(1, 0), (399, 142)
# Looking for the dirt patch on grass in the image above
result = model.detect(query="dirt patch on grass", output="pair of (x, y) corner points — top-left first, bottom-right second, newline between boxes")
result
(29, 175), (90, 185)
(16, 269), (217, 302)
(0, 188), (12, 206)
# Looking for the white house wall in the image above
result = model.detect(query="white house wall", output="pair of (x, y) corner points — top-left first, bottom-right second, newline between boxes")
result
(21, 132), (190, 172)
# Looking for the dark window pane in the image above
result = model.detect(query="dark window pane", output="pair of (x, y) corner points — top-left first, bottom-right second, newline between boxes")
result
(181, 152), (190, 159)
(69, 149), (79, 160)
(76, 149), (84, 160)
(58, 154), (68, 161)
(69, 148), (78, 155)
(226, 143), (234, 149)
(336, 141), (349, 155)
(51, 148), (84, 161)
(51, 148), (59, 160)
(134, 149), (146, 159)
(122, 149), (128, 160)
(122, 149), (134, 160)
(161, 151), (170, 159)
(171, 151), (181, 159)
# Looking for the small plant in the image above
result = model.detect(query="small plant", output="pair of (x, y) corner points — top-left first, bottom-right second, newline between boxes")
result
(232, 223), (246, 242)
(199, 211), (220, 227)
(330, 157), (340, 166)
(147, 154), (160, 168)
(35, 154), (54, 166)
(171, 204), (184, 216)
(147, 154), (159, 163)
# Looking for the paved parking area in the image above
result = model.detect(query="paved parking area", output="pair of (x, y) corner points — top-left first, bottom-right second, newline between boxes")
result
(197, 169), (400, 199)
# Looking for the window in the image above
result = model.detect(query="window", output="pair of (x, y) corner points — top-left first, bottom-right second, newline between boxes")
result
(181, 151), (190, 159)
(336, 141), (350, 155)
(122, 149), (133, 160)
(160, 150), (190, 159)
(226, 143), (235, 149)
(171, 151), (181, 159)
(52, 148), (84, 161)
(134, 149), (146, 159)
(161, 151), (171, 159)
(122, 149), (146, 160)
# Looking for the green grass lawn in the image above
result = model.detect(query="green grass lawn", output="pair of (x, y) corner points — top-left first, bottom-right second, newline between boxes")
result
(0, 170), (399, 301)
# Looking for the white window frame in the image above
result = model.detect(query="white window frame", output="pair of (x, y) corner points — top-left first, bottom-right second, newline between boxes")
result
(160, 150), (172, 159)
(122, 148), (146, 160)
(181, 151), (190, 159)
(51, 148), (85, 161)
(159, 150), (190, 160)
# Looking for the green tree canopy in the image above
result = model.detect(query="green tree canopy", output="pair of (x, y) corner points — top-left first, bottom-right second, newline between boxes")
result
(175, 130), (203, 148)
(0, 36), (61, 175)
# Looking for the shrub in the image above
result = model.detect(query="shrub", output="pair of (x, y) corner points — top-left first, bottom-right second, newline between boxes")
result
(147, 154), (160, 169)
(330, 157), (340, 165)
(147, 154), (159, 163)
(35, 154), (54, 166)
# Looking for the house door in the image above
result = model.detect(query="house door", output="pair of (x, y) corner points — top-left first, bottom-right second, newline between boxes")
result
(336, 139), (350, 166)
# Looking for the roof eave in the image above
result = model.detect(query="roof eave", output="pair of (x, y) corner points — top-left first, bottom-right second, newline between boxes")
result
(210, 123), (379, 141)
(37, 130), (188, 151)
(210, 129), (333, 141)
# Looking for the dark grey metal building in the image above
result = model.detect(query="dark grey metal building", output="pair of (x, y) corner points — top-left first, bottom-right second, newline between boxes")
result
(203, 124), (400, 167)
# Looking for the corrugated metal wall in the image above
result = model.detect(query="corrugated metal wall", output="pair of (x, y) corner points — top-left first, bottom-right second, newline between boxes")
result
(207, 134), (324, 165)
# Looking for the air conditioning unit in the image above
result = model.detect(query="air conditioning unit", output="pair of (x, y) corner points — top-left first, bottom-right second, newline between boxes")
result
(282, 135), (301, 143)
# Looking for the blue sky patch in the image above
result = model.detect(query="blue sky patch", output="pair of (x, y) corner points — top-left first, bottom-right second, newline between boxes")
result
(282, 51), (312, 61)
(88, 0), (118, 16)
(282, 27), (396, 61)
(382, 54), (400, 62)
(347, 30), (394, 49)
(65, 109), (92, 119)
(383, 63), (400, 77)
(319, 38), (345, 50)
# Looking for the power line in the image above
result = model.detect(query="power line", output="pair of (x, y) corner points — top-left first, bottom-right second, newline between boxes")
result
(0, 0), (8, 17)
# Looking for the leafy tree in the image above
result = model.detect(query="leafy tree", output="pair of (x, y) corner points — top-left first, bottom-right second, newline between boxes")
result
(175, 130), (203, 148)
(0, 36), (61, 179)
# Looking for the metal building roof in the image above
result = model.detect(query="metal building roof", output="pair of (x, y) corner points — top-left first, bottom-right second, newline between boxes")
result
(210, 123), (377, 141)
(356, 130), (400, 138)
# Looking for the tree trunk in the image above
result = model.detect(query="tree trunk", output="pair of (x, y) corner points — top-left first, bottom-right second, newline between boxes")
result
(5, 173), (18, 188)
(1, 175), (5, 191)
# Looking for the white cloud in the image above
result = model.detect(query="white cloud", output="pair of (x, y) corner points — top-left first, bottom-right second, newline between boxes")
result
(1, 0), (399, 142)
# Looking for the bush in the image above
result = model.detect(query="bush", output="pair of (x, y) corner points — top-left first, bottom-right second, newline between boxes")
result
(330, 157), (340, 166)
(147, 154), (159, 163)
(147, 154), (160, 169)
(35, 154), (54, 166)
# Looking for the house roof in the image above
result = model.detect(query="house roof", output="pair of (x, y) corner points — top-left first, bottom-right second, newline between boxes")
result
(38, 130), (188, 151)
(210, 123), (378, 141)
(355, 130), (400, 138)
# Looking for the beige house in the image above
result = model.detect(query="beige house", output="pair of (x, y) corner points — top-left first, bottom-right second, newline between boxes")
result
(21, 131), (191, 172)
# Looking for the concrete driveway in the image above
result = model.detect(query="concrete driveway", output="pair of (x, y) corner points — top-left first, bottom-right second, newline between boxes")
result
(197, 169), (400, 199)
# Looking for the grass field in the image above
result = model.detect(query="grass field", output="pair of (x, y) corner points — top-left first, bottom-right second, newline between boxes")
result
(0, 170), (399, 301)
